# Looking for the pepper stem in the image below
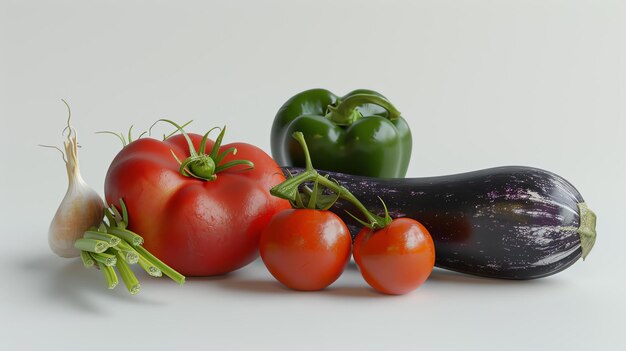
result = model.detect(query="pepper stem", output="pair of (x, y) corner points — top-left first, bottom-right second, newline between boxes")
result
(325, 93), (401, 126)
(271, 132), (391, 229)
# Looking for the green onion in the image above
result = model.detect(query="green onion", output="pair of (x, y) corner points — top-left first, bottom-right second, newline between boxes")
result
(97, 222), (108, 233)
(104, 208), (116, 226)
(75, 200), (186, 295)
(107, 227), (144, 246)
(101, 265), (119, 289)
(80, 251), (94, 268)
(114, 251), (141, 295)
(135, 245), (185, 285)
(111, 246), (139, 264)
(74, 238), (109, 253)
(110, 205), (125, 226)
(90, 251), (117, 266)
(119, 199), (129, 225)
(84, 231), (121, 247)
(138, 255), (162, 277)
(113, 240), (140, 264)
(116, 239), (135, 251)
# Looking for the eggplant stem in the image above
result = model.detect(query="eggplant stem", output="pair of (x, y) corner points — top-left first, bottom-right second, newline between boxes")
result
(577, 202), (597, 260)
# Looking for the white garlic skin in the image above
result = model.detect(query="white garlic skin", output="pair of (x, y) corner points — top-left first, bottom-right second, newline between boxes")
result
(48, 131), (105, 258)
(48, 175), (105, 257)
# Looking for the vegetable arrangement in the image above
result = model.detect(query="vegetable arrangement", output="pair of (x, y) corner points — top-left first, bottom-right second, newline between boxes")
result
(44, 105), (184, 294)
(282, 166), (596, 279)
(265, 132), (435, 294)
(44, 89), (597, 297)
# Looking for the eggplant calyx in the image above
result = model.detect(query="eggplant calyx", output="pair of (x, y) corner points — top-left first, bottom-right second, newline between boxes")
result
(577, 202), (597, 260)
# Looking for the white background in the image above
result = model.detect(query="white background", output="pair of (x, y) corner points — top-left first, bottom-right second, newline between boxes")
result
(1, 0), (624, 350)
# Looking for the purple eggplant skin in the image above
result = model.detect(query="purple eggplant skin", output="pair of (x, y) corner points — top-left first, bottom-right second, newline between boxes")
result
(281, 166), (595, 279)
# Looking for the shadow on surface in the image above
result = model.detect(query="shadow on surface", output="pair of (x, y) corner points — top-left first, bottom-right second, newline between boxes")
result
(322, 285), (388, 299)
(427, 268), (564, 287)
(213, 277), (387, 298)
(344, 261), (359, 271)
(17, 255), (566, 308)
(18, 255), (162, 315)
(204, 262), (388, 299)
(214, 278), (295, 295)
(162, 260), (564, 297)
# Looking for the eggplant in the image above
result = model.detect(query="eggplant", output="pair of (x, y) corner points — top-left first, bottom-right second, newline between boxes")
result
(281, 166), (596, 279)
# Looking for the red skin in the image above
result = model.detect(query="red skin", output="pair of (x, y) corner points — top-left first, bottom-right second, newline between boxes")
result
(104, 133), (290, 276)
(353, 218), (435, 295)
(259, 209), (352, 291)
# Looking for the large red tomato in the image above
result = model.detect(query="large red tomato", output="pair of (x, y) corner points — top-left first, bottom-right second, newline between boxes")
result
(104, 131), (290, 276)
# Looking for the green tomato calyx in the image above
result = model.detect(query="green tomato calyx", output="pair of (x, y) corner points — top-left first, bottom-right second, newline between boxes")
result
(152, 119), (254, 181)
(271, 132), (391, 229)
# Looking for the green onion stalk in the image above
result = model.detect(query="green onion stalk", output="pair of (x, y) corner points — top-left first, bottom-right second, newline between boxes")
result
(76, 200), (185, 295)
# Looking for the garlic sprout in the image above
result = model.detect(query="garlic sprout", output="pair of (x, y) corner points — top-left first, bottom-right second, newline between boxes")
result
(44, 100), (105, 258)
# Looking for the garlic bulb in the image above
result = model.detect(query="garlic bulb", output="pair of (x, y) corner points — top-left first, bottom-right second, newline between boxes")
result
(47, 105), (105, 258)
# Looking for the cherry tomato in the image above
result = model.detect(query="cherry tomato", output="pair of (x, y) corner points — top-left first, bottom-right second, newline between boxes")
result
(259, 209), (352, 291)
(353, 218), (435, 295)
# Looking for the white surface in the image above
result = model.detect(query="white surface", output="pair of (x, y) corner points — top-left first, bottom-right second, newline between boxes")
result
(1, 0), (625, 350)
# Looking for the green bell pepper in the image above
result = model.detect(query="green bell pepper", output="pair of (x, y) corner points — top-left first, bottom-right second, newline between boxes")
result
(270, 89), (412, 178)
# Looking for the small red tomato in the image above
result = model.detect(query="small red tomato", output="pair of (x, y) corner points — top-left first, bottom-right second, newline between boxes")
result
(259, 209), (352, 291)
(353, 218), (435, 295)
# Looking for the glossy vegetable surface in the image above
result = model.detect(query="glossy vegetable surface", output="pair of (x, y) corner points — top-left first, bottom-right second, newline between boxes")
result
(354, 218), (435, 295)
(105, 131), (290, 276)
(271, 89), (412, 177)
(282, 166), (597, 279)
(259, 209), (352, 291)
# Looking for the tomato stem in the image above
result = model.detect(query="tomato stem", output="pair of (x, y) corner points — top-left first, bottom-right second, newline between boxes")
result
(96, 125), (148, 148)
(271, 132), (392, 229)
(150, 120), (254, 181)
(160, 120), (193, 140)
